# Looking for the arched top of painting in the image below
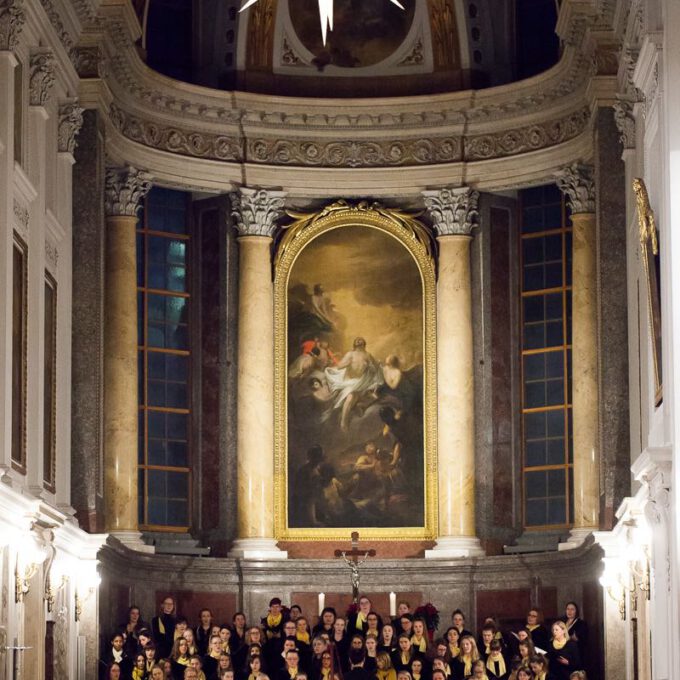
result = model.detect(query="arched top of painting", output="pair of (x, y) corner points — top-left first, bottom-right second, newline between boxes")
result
(274, 201), (436, 282)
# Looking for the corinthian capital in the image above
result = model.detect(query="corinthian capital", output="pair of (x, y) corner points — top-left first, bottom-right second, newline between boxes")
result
(422, 186), (479, 236)
(231, 187), (287, 238)
(29, 50), (56, 106)
(105, 166), (152, 217)
(0, 0), (26, 51)
(555, 162), (595, 214)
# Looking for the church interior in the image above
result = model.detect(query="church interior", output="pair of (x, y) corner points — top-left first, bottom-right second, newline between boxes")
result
(0, 0), (679, 678)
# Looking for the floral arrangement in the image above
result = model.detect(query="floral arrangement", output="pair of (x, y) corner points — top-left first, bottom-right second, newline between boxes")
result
(346, 602), (359, 617)
(414, 603), (440, 632)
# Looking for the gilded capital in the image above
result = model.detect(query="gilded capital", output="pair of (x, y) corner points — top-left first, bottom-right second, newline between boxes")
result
(231, 187), (287, 238)
(422, 187), (479, 236)
(29, 50), (56, 107)
(104, 166), (153, 217)
(57, 102), (84, 154)
(0, 0), (25, 51)
(555, 162), (595, 214)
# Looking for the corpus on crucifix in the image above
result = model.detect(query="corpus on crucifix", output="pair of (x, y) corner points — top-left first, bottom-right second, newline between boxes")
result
(335, 531), (375, 602)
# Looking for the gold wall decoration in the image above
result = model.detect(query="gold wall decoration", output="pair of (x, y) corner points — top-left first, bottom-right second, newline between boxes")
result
(246, 0), (277, 69)
(633, 177), (663, 405)
(274, 201), (438, 540)
(427, 0), (460, 70)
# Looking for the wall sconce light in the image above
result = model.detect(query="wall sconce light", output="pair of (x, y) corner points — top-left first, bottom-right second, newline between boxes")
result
(73, 562), (101, 623)
(14, 529), (49, 604)
(599, 559), (626, 620)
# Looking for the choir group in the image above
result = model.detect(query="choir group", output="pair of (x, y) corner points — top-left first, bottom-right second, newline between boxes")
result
(101, 596), (589, 680)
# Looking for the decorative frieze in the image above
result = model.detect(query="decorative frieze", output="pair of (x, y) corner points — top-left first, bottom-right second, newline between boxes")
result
(230, 187), (286, 238)
(29, 50), (56, 107)
(13, 198), (29, 239)
(422, 187), (479, 237)
(555, 162), (595, 214)
(58, 102), (85, 153)
(0, 0), (25, 51)
(104, 166), (152, 217)
(45, 238), (58, 269)
(38, 0), (74, 51)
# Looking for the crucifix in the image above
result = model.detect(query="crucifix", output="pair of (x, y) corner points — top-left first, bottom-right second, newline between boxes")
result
(334, 531), (375, 603)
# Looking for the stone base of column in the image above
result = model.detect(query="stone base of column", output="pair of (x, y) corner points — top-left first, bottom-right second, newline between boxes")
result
(109, 531), (156, 554)
(558, 527), (594, 551)
(424, 536), (485, 558)
(229, 538), (288, 560)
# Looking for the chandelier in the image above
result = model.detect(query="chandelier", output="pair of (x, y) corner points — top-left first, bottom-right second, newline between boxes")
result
(240, 0), (405, 46)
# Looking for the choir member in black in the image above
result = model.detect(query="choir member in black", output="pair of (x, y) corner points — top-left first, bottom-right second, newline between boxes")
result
(290, 606), (303, 622)
(364, 635), (379, 674)
(105, 662), (123, 680)
(195, 610), (214, 657)
(478, 625), (502, 660)
(189, 655), (208, 680)
(313, 609), (337, 638)
(365, 612), (383, 639)
(399, 616), (414, 639)
(379, 625), (397, 656)
(150, 665), (166, 680)
(451, 636), (480, 680)
(278, 638), (302, 675)
(153, 597), (178, 660)
(431, 669), (447, 680)
(451, 611), (473, 641)
(546, 623), (580, 680)
(296, 618), (312, 650)
(513, 639), (536, 671)
(240, 653), (265, 680)
(138, 629), (154, 654)
(348, 634), (366, 672)
(331, 618), (349, 661)
(410, 658), (427, 680)
(485, 641), (508, 680)
(205, 636), (226, 680)
(144, 644), (161, 677)
(524, 611), (549, 654)
(217, 652), (233, 678)
(561, 603), (587, 661)
(393, 635), (421, 673)
(392, 603), (412, 636)
(529, 655), (554, 680)
(469, 660), (489, 680)
(311, 637), (330, 676)
(432, 657), (451, 678)
(102, 631), (133, 678)
(232, 614), (248, 654)
(170, 637), (192, 680)
(347, 597), (373, 634)
(131, 652), (146, 680)
(515, 668), (533, 680)
(445, 627), (461, 662)
(263, 599), (288, 643)
(317, 649), (341, 680)
(410, 619), (430, 658)
(276, 623), (302, 667)
(277, 649), (303, 680)
(122, 606), (148, 657)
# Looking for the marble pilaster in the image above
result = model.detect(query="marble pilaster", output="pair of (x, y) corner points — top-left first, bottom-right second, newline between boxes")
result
(556, 164), (600, 548)
(103, 166), (153, 552)
(229, 187), (287, 559)
(422, 187), (484, 558)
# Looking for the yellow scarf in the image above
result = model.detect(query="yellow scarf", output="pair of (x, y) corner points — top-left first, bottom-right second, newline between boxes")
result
(401, 652), (410, 664)
(356, 612), (367, 629)
(158, 618), (165, 634)
(461, 655), (473, 677)
(553, 638), (567, 650)
(267, 613), (283, 628)
(413, 674), (421, 680)
(484, 644), (491, 655)
(526, 624), (539, 632)
(287, 667), (299, 678)
(449, 644), (460, 658)
(249, 673), (258, 680)
(486, 654), (506, 677)
(377, 670), (396, 680)
(536, 673), (547, 680)
(322, 669), (332, 679)
(132, 669), (145, 680)
(297, 631), (310, 644)
(176, 657), (190, 666)
(411, 636), (427, 653)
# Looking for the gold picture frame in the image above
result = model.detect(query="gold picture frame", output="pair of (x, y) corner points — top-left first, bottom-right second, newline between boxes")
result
(634, 178), (663, 406)
(273, 201), (438, 540)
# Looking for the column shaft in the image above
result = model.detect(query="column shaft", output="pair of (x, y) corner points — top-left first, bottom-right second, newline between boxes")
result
(571, 212), (600, 529)
(236, 236), (275, 539)
(437, 235), (476, 537)
(103, 215), (138, 533)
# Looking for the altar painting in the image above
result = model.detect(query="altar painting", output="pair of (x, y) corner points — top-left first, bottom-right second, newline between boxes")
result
(277, 215), (433, 537)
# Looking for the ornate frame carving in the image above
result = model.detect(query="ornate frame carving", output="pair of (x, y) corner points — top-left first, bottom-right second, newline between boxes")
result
(273, 201), (437, 540)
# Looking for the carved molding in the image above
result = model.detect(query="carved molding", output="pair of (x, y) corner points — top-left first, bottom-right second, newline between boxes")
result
(39, 0), (74, 52)
(104, 166), (152, 217)
(45, 238), (58, 269)
(0, 0), (25, 51)
(231, 187), (287, 238)
(398, 37), (425, 67)
(422, 187), (479, 237)
(248, 136), (462, 167)
(72, 45), (107, 79)
(613, 98), (635, 149)
(58, 102), (84, 153)
(29, 51), (56, 107)
(13, 198), (29, 239)
(280, 34), (305, 66)
(555, 162), (595, 214)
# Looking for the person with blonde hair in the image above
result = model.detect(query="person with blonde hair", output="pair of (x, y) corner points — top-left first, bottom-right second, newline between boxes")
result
(452, 635), (480, 679)
(547, 622), (580, 680)
(376, 651), (397, 680)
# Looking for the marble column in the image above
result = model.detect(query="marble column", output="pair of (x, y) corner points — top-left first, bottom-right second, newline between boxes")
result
(556, 163), (600, 549)
(103, 166), (154, 552)
(229, 187), (287, 559)
(422, 187), (484, 558)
